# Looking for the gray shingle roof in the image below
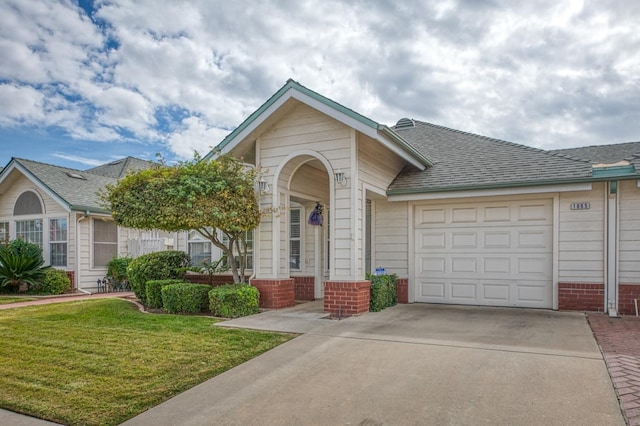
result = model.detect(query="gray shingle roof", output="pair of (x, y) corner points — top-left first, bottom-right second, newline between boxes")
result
(550, 141), (640, 164)
(388, 121), (594, 193)
(86, 156), (155, 178)
(8, 157), (155, 212)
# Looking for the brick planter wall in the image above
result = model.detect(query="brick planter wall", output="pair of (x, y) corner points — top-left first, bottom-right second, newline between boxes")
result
(324, 280), (371, 318)
(558, 283), (604, 312)
(397, 278), (408, 304)
(619, 285), (640, 315)
(293, 276), (315, 301)
(251, 279), (295, 309)
(65, 271), (75, 291)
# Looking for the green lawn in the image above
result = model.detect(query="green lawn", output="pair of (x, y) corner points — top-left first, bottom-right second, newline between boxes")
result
(0, 299), (295, 425)
(0, 296), (36, 305)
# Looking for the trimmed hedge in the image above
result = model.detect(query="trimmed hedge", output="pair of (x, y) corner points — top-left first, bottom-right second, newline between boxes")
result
(31, 269), (71, 295)
(107, 257), (132, 289)
(146, 279), (186, 309)
(367, 273), (398, 312)
(209, 284), (260, 318)
(161, 283), (211, 314)
(127, 251), (190, 304)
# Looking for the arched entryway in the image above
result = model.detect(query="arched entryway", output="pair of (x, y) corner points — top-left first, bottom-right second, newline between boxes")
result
(273, 151), (333, 300)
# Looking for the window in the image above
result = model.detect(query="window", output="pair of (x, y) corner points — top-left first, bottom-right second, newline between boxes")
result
(49, 218), (67, 267)
(0, 222), (8, 244)
(188, 230), (211, 266)
(16, 219), (43, 248)
(290, 208), (301, 270)
(14, 191), (42, 215)
(93, 219), (117, 268)
(222, 230), (253, 270)
(365, 199), (372, 275)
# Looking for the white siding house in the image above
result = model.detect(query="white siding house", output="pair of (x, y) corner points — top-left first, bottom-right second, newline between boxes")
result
(201, 79), (640, 317)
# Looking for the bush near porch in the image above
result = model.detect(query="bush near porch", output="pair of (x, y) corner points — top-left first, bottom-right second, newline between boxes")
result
(367, 273), (398, 312)
(209, 283), (260, 318)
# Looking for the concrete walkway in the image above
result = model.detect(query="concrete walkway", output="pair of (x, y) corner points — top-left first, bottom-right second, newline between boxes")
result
(588, 313), (640, 425)
(124, 304), (623, 426)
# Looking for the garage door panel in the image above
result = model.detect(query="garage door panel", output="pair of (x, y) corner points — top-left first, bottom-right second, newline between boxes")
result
(418, 208), (446, 225)
(414, 199), (553, 308)
(419, 256), (446, 274)
(484, 231), (511, 248)
(451, 257), (477, 273)
(451, 232), (477, 248)
(482, 283), (510, 302)
(450, 282), (477, 301)
(483, 257), (511, 274)
(419, 281), (445, 299)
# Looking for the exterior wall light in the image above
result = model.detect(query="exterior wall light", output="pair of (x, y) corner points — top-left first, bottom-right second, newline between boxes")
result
(335, 172), (347, 187)
(258, 178), (270, 193)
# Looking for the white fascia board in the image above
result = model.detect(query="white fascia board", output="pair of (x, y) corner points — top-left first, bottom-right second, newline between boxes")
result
(2, 163), (71, 212)
(388, 182), (593, 202)
(290, 91), (426, 170)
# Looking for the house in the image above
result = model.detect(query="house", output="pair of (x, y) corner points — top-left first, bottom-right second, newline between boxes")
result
(0, 157), (176, 292)
(197, 79), (640, 317)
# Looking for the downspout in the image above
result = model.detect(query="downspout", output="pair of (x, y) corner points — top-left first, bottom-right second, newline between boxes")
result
(76, 211), (91, 295)
(606, 181), (619, 317)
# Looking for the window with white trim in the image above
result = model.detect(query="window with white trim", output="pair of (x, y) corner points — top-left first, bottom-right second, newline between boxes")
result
(188, 230), (211, 266)
(0, 222), (9, 244)
(93, 219), (117, 268)
(49, 218), (67, 267)
(290, 208), (301, 270)
(222, 230), (253, 270)
(16, 219), (43, 248)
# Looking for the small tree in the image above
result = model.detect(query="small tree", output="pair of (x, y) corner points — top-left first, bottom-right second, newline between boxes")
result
(103, 154), (261, 283)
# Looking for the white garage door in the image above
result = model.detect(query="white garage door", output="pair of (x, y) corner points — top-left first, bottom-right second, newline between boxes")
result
(414, 199), (553, 308)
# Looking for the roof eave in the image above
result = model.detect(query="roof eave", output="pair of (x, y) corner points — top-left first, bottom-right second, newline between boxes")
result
(387, 174), (640, 197)
(378, 125), (432, 169)
(70, 205), (111, 215)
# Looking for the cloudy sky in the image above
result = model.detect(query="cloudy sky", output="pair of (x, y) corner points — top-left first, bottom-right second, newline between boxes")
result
(1, 0), (639, 170)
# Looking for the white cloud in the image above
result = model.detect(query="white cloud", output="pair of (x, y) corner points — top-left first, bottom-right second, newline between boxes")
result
(167, 116), (230, 159)
(1, 0), (640, 166)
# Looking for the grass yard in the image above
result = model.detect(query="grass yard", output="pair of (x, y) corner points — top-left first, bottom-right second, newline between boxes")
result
(0, 299), (295, 425)
(0, 296), (36, 305)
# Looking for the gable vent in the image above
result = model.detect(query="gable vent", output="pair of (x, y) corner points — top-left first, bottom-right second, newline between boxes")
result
(394, 118), (415, 129)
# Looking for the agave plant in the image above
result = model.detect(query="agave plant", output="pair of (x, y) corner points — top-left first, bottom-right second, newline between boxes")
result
(0, 240), (50, 292)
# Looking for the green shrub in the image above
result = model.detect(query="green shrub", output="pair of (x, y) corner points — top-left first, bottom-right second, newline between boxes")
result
(209, 284), (260, 318)
(146, 279), (186, 309)
(127, 251), (190, 304)
(0, 239), (50, 292)
(161, 283), (211, 314)
(367, 273), (398, 312)
(107, 257), (132, 287)
(31, 269), (71, 295)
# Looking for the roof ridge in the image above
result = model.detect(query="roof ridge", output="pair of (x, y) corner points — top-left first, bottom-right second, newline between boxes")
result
(411, 120), (591, 165)
(13, 157), (92, 174)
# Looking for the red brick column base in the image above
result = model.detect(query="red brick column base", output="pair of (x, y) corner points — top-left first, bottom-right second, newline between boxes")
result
(251, 279), (295, 309)
(293, 276), (315, 301)
(324, 280), (371, 318)
(558, 283), (604, 312)
(65, 271), (75, 292)
(619, 285), (640, 316)
(396, 278), (408, 304)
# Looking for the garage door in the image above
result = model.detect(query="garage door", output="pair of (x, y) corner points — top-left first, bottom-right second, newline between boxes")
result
(414, 199), (553, 308)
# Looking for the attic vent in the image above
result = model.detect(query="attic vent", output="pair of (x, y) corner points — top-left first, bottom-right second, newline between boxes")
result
(66, 172), (87, 180)
(395, 118), (415, 129)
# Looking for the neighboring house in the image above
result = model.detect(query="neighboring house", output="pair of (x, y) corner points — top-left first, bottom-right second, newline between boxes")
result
(198, 79), (640, 317)
(0, 157), (175, 292)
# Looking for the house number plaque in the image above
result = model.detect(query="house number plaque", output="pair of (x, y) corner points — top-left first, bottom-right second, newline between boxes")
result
(570, 202), (590, 210)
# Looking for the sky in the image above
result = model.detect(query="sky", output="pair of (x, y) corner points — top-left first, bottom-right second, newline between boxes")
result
(1, 0), (639, 170)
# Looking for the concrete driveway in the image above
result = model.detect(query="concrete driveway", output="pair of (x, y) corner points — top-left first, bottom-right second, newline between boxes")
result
(123, 303), (623, 426)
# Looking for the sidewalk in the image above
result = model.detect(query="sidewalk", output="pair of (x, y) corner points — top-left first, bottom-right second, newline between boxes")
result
(588, 313), (640, 426)
(0, 291), (135, 310)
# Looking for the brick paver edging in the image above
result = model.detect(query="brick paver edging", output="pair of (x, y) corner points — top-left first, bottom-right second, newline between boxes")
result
(588, 313), (640, 426)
